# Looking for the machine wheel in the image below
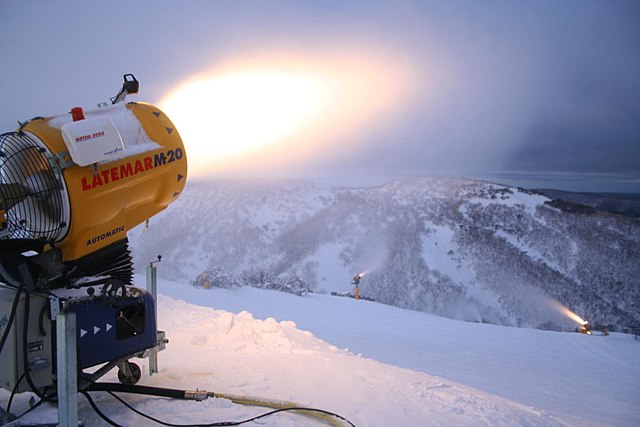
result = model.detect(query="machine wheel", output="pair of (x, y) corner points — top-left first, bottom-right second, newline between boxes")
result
(117, 361), (142, 385)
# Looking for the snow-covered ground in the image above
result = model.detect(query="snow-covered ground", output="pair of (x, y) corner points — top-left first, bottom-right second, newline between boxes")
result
(5, 276), (639, 426)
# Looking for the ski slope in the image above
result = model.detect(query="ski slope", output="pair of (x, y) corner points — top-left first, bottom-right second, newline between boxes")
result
(5, 276), (639, 426)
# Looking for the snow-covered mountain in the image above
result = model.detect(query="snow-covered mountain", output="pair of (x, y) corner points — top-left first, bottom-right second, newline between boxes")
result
(129, 177), (640, 331)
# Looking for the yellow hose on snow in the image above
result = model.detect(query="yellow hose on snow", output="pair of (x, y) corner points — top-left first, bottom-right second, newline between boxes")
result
(215, 392), (349, 426)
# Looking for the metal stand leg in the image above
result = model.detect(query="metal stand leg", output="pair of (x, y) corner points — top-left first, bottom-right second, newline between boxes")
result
(56, 311), (78, 427)
(146, 257), (160, 375)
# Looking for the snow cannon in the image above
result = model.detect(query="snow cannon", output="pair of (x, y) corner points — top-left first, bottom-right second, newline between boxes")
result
(578, 321), (592, 335)
(352, 272), (364, 285)
(352, 272), (365, 300)
(0, 74), (187, 288)
(0, 75), (185, 399)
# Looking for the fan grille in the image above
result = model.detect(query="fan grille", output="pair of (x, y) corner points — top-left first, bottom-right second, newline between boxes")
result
(0, 131), (67, 241)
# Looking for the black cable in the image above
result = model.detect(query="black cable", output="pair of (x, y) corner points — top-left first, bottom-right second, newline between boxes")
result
(107, 391), (187, 427)
(108, 390), (354, 426)
(86, 382), (185, 399)
(88, 382), (356, 426)
(5, 372), (25, 415)
(38, 302), (50, 336)
(12, 397), (44, 421)
(84, 387), (356, 427)
(205, 406), (357, 427)
(0, 273), (54, 422)
(81, 391), (121, 427)
(21, 290), (56, 403)
(0, 281), (23, 356)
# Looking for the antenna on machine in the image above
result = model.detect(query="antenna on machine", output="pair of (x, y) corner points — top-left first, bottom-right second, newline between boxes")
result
(110, 74), (140, 104)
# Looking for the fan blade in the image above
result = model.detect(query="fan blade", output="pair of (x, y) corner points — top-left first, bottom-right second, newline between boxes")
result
(23, 171), (62, 222)
(0, 182), (31, 211)
(1, 132), (67, 240)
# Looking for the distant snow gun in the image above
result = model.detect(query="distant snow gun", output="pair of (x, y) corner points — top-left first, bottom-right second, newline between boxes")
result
(194, 270), (213, 289)
(576, 321), (610, 336)
(352, 272), (364, 300)
(578, 321), (592, 335)
(352, 273), (363, 285)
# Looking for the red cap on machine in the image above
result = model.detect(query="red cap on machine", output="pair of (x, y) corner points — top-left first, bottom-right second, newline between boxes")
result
(71, 107), (85, 122)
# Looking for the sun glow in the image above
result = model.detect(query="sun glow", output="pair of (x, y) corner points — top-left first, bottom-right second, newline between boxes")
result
(160, 51), (416, 176)
(162, 71), (332, 164)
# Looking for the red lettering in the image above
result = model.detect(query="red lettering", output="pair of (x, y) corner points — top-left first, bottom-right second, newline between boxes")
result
(120, 162), (133, 178)
(81, 177), (92, 191)
(134, 160), (144, 173)
(100, 169), (110, 184)
(92, 173), (103, 188)
(80, 149), (173, 191)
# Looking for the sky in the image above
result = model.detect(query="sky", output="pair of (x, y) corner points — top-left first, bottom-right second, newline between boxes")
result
(1, 0), (639, 192)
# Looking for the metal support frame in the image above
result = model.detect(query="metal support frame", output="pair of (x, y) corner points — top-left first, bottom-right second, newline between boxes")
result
(146, 255), (161, 375)
(56, 309), (78, 427)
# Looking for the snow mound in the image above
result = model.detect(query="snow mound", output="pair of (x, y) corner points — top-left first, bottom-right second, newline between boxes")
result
(142, 295), (565, 426)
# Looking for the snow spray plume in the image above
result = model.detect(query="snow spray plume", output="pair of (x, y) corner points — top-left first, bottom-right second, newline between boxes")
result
(358, 231), (389, 277)
(548, 299), (587, 326)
